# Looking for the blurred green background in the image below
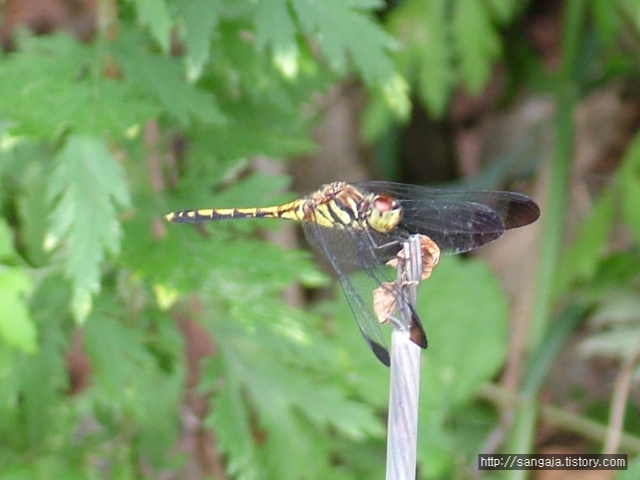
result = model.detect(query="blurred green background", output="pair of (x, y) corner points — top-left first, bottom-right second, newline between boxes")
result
(0, 0), (639, 479)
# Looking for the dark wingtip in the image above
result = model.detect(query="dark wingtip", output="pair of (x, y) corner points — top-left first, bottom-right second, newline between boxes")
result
(370, 342), (391, 367)
(503, 197), (541, 229)
(409, 312), (428, 349)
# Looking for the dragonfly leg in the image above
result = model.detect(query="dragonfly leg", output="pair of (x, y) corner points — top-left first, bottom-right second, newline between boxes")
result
(364, 227), (403, 251)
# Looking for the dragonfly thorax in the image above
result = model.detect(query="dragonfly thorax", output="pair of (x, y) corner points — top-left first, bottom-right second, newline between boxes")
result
(365, 193), (402, 233)
(303, 183), (402, 233)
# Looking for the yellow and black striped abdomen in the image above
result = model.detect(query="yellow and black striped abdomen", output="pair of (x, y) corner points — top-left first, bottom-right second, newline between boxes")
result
(164, 182), (375, 229)
(165, 200), (306, 224)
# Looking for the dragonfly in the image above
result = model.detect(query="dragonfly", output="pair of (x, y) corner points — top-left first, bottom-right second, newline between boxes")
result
(165, 181), (540, 366)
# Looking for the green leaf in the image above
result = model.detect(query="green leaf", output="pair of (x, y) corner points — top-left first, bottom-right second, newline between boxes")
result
(361, 73), (411, 141)
(387, 0), (454, 116)
(290, 0), (396, 84)
(186, 228), (383, 480)
(416, 257), (508, 476)
(419, 257), (507, 405)
(485, 0), (521, 23)
(453, 0), (501, 93)
(0, 34), (156, 137)
(114, 36), (225, 127)
(255, 0), (300, 78)
(128, 173), (320, 293)
(0, 268), (37, 352)
(210, 332), (383, 480)
(0, 218), (16, 260)
(613, 453), (640, 480)
(171, 0), (221, 79)
(386, 0), (513, 117)
(16, 164), (51, 266)
(133, 0), (173, 52)
(84, 308), (184, 465)
(327, 291), (393, 408)
(0, 34), (89, 136)
(242, 354), (384, 442)
(207, 365), (259, 480)
(15, 306), (69, 448)
(84, 313), (152, 399)
(554, 188), (615, 295)
(591, 288), (640, 327)
(46, 135), (130, 322)
(621, 132), (640, 243)
(580, 327), (640, 359)
(591, 2), (616, 50)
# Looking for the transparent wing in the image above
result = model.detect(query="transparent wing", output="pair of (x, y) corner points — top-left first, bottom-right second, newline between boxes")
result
(302, 221), (426, 366)
(354, 181), (540, 254)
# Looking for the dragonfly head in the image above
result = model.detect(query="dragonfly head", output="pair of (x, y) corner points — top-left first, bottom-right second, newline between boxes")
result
(366, 194), (402, 233)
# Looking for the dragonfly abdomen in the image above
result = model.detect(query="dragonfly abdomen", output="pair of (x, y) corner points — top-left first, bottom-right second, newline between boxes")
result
(165, 201), (305, 223)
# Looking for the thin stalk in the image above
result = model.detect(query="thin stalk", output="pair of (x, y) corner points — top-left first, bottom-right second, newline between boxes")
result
(502, 301), (584, 480)
(603, 337), (640, 454)
(386, 235), (423, 480)
(507, 0), (587, 472)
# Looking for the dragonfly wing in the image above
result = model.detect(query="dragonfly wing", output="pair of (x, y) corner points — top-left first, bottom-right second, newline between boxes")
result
(355, 181), (540, 254)
(302, 222), (390, 365)
(302, 221), (427, 366)
(399, 200), (506, 254)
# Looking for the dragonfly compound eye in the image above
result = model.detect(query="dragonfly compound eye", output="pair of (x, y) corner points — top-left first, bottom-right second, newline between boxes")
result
(367, 194), (402, 233)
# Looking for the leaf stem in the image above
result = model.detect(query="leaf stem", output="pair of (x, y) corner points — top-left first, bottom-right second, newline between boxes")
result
(507, 0), (587, 471)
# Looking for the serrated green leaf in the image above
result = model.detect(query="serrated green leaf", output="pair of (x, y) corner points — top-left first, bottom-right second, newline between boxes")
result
(258, 404), (329, 480)
(361, 72), (411, 141)
(46, 135), (130, 322)
(0, 34), (156, 138)
(16, 310), (68, 448)
(255, 0), (300, 78)
(213, 341), (382, 480)
(115, 40), (225, 127)
(129, 173), (320, 295)
(207, 365), (260, 480)
(453, 0), (501, 93)
(199, 173), (292, 210)
(130, 360), (183, 464)
(290, 0), (396, 84)
(16, 164), (50, 266)
(84, 314), (150, 399)
(171, 0), (221, 80)
(83, 309), (183, 464)
(133, 0), (173, 52)
(327, 291), (393, 407)
(0, 268), (37, 352)
(388, 0), (453, 116)
(243, 357), (383, 441)
(189, 238), (384, 479)
(0, 34), (89, 136)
